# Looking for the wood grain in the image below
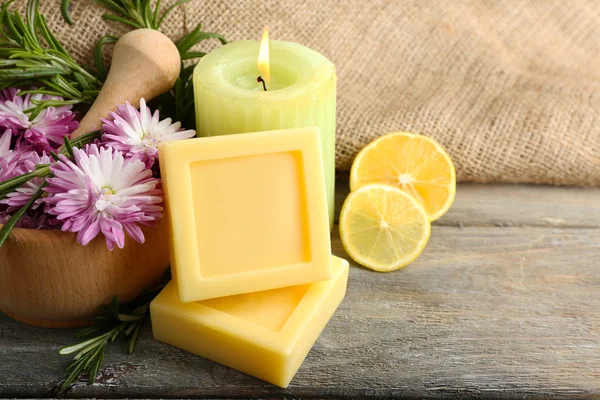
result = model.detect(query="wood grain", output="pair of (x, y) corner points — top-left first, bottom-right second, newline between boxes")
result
(336, 176), (600, 229)
(0, 218), (170, 328)
(1, 181), (599, 399)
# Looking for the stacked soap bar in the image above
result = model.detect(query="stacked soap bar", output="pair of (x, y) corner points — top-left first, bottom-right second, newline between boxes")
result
(151, 127), (348, 387)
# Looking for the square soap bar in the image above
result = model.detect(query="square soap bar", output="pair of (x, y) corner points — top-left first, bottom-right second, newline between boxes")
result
(150, 255), (349, 388)
(159, 127), (332, 302)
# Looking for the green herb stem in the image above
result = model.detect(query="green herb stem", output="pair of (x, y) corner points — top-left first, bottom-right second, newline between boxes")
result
(0, 183), (46, 246)
(59, 278), (168, 390)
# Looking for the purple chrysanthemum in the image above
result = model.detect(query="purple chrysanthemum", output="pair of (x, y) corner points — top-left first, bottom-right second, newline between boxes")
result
(102, 98), (195, 168)
(1, 151), (52, 211)
(0, 129), (11, 159)
(0, 88), (19, 103)
(45, 144), (163, 250)
(0, 210), (51, 229)
(0, 89), (78, 152)
(0, 130), (28, 182)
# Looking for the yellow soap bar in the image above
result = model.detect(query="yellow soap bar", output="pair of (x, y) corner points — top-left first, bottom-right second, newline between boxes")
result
(158, 127), (332, 302)
(150, 255), (349, 388)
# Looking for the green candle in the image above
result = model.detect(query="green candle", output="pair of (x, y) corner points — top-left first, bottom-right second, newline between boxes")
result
(193, 38), (337, 226)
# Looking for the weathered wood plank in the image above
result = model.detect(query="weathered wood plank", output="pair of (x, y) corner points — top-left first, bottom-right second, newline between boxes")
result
(1, 224), (599, 398)
(335, 177), (600, 229)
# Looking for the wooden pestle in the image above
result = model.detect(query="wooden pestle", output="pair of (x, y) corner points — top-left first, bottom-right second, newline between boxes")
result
(71, 29), (181, 138)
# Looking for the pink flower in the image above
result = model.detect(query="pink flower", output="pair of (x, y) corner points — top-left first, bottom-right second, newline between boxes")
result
(45, 144), (163, 250)
(0, 88), (19, 103)
(17, 212), (51, 229)
(0, 89), (78, 152)
(1, 151), (52, 211)
(102, 98), (195, 168)
(0, 210), (52, 230)
(0, 129), (11, 158)
(0, 130), (28, 182)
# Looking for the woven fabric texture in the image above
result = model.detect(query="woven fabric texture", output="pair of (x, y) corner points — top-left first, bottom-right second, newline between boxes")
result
(14, 0), (600, 184)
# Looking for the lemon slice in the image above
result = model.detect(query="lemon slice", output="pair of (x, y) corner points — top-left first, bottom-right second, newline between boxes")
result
(339, 184), (431, 272)
(350, 132), (456, 221)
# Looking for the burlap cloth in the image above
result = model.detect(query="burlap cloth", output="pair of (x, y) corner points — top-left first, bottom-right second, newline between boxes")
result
(14, 1), (600, 185)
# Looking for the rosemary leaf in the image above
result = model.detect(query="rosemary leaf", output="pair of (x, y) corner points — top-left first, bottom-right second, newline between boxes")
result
(127, 320), (143, 353)
(94, 0), (129, 16)
(80, 89), (100, 99)
(142, 0), (153, 29)
(60, 0), (74, 25)
(0, 67), (63, 78)
(73, 71), (92, 91)
(62, 362), (86, 390)
(83, 346), (103, 369)
(17, 88), (64, 96)
(93, 35), (118, 79)
(109, 327), (120, 342)
(88, 348), (105, 384)
(2, 5), (23, 46)
(75, 325), (103, 338)
(63, 136), (75, 158)
(38, 14), (69, 56)
(29, 98), (79, 107)
(65, 355), (86, 372)
(39, 78), (77, 99)
(0, 184), (46, 246)
(12, 10), (38, 51)
(59, 333), (110, 356)
(8, 50), (54, 60)
(152, 0), (161, 27)
(176, 22), (227, 57)
(175, 22), (202, 54)
(67, 130), (102, 149)
(25, 0), (39, 41)
(51, 74), (83, 98)
(0, 168), (49, 197)
(26, 98), (78, 119)
(102, 13), (143, 29)
(118, 313), (143, 322)
(180, 51), (206, 60)
(72, 335), (111, 361)
(122, 320), (138, 336)
(156, 0), (192, 29)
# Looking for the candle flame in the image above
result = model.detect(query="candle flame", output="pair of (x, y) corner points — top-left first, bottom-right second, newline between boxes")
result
(258, 27), (270, 84)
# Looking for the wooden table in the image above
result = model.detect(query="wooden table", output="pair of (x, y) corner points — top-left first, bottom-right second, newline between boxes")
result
(1, 180), (599, 398)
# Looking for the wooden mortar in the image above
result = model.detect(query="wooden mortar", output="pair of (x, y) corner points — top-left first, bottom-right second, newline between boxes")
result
(0, 219), (170, 328)
(0, 29), (180, 328)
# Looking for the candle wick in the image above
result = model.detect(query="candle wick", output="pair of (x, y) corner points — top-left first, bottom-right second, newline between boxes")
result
(257, 76), (267, 91)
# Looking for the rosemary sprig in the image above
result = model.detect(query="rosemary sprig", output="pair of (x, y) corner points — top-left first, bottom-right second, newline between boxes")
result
(59, 278), (168, 390)
(0, 0), (102, 107)
(89, 0), (192, 30)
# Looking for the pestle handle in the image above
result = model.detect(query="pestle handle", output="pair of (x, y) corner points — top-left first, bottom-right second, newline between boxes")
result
(71, 29), (181, 138)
